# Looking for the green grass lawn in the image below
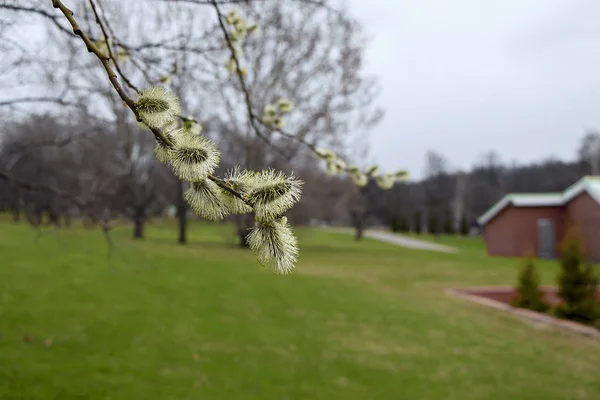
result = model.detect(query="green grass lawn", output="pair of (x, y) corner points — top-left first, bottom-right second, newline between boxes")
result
(1, 219), (599, 399)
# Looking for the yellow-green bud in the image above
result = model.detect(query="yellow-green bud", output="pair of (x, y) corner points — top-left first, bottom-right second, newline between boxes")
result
(276, 98), (294, 113)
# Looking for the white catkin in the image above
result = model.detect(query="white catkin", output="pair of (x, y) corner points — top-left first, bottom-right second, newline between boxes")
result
(168, 134), (220, 182)
(326, 159), (346, 176)
(395, 170), (409, 180)
(154, 142), (172, 165)
(221, 166), (255, 214)
(136, 86), (181, 129)
(263, 104), (277, 117)
(352, 172), (368, 187)
(376, 174), (395, 190)
(247, 218), (298, 274)
(367, 165), (379, 176)
(315, 148), (336, 161)
(276, 98), (293, 113)
(248, 169), (302, 221)
(153, 129), (182, 164)
(184, 179), (231, 221)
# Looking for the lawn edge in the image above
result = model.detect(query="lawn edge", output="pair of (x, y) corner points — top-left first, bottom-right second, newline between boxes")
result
(445, 287), (600, 339)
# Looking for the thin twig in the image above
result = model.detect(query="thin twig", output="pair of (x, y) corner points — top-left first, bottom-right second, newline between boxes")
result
(0, 4), (72, 36)
(0, 96), (79, 108)
(211, 0), (281, 151)
(0, 171), (85, 210)
(51, 0), (169, 145)
(211, 0), (336, 164)
(209, 0), (396, 178)
(51, 0), (253, 206)
(89, 0), (141, 94)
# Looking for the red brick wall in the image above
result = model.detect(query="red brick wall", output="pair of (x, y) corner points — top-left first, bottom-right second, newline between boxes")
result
(485, 205), (565, 257)
(565, 193), (600, 261)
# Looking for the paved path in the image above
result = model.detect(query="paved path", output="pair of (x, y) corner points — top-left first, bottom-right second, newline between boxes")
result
(330, 228), (458, 253)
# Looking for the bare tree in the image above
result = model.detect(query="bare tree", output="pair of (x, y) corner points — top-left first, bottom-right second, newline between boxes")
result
(198, 1), (384, 245)
(578, 131), (600, 175)
(422, 150), (449, 234)
(451, 171), (468, 233)
(0, 0), (402, 273)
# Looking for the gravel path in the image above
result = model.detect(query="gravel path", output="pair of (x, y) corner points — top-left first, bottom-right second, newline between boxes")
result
(330, 228), (458, 253)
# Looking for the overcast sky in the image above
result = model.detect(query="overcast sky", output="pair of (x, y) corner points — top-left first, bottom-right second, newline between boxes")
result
(347, 0), (600, 179)
(4, 1), (599, 181)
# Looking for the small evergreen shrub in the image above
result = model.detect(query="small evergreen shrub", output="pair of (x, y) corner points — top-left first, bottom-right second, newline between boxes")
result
(555, 229), (600, 324)
(511, 253), (548, 312)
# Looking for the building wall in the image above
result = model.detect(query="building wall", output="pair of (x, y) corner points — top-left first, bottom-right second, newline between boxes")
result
(485, 205), (565, 257)
(565, 193), (600, 261)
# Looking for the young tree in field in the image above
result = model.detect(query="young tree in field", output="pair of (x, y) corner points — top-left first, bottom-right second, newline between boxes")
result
(511, 252), (548, 313)
(555, 229), (599, 324)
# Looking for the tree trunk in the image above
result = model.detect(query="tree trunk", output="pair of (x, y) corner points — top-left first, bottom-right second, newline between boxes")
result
(421, 208), (429, 234)
(238, 228), (250, 247)
(48, 208), (60, 228)
(27, 207), (42, 227)
(237, 214), (254, 247)
(176, 180), (187, 244)
(133, 218), (144, 239)
(64, 213), (72, 228)
(11, 188), (20, 222)
(351, 185), (369, 241)
(350, 209), (366, 241)
(133, 209), (145, 239)
(354, 223), (365, 240)
(177, 206), (187, 244)
(12, 207), (20, 222)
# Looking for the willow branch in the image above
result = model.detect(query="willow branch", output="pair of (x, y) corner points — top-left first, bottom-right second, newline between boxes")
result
(157, 0), (335, 10)
(0, 96), (79, 108)
(88, 0), (141, 94)
(211, 0), (333, 164)
(211, 0), (283, 153)
(51, 0), (252, 206)
(125, 41), (223, 55)
(155, 0), (266, 5)
(211, 2), (380, 175)
(251, 112), (318, 151)
(0, 4), (72, 36)
(51, 0), (168, 145)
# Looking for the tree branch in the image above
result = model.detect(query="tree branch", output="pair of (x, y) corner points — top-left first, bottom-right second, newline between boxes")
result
(51, 0), (168, 145)
(0, 171), (84, 210)
(0, 96), (79, 108)
(51, 0), (252, 207)
(211, 0), (288, 158)
(88, 0), (141, 94)
(0, 4), (72, 36)
(210, 0), (359, 168)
